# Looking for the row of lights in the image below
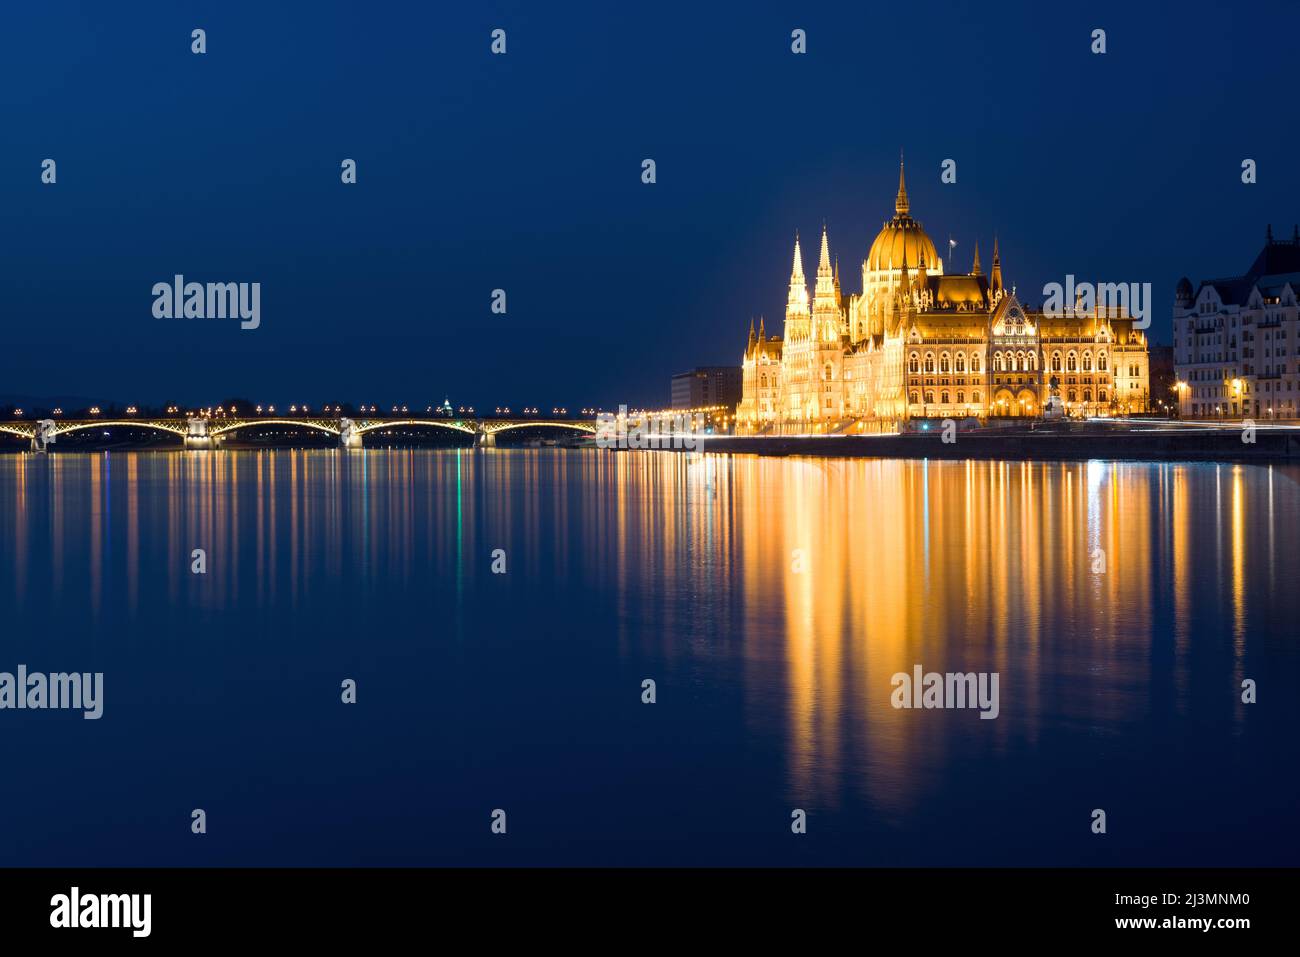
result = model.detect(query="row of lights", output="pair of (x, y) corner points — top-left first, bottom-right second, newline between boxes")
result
(13, 404), (589, 418)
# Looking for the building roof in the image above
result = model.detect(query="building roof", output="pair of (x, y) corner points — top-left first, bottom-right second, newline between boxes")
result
(1197, 230), (1300, 305)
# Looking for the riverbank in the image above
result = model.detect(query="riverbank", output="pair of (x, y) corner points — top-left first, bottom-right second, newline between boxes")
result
(687, 425), (1300, 462)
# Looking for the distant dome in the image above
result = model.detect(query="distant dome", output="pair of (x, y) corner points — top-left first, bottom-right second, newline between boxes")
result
(1175, 276), (1194, 303)
(867, 161), (939, 273)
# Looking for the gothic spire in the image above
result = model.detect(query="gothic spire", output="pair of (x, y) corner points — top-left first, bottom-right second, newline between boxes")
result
(895, 151), (910, 217)
(972, 240), (982, 276)
(787, 232), (809, 313)
(818, 223), (832, 277)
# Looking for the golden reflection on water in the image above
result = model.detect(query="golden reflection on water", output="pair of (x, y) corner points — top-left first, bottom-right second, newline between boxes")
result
(1, 449), (1294, 805)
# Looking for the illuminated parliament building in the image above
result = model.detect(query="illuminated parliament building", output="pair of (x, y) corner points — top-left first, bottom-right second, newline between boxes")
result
(737, 161), (1150, 434)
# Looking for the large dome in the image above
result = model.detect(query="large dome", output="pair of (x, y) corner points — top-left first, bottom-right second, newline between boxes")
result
(867, 161), (939, 272)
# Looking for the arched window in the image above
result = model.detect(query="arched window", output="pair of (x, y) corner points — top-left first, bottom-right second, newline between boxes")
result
(994, 353), (1004, 372)
(971, 354), (981, 373)
(1052, 352), (1062, 372)
(1008, 353), (1018, 372)
(955, 352), (966, 372)
(1099, 389), (1108, 403)
(972, 390), (981, 403)
(924, 352), (935, 373)
(1068, 389), (1077, 403)
(908, 352), (920, 374)
(1083, 388), (1092, 402)
(940, 352), (950, 373)
(941, 391), (950, 404)
(924, 391), (935, 404)
(1098, 352), (1108, 371)
(957, 390), (965, 404)
(909, 391), (919, 404)
(823, 363), (833, 381)
(1067, 352), (1078, 372)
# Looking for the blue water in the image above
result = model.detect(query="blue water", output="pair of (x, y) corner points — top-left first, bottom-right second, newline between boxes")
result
(0, 449), (1296, 866)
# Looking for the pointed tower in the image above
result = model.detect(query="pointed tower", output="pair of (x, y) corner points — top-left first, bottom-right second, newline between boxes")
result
(894, 245), (912, 332)
(786, 232), (810, 341)
(990, 236), (1003, 293)
(972, 240), (982, 276)
(746, 317), (756, 356)
(813, 225), (840, 343)
(895, 152), (910, 217)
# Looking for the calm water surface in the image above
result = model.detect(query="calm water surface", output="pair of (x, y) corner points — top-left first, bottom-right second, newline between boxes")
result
(0, 449), (1296, 866)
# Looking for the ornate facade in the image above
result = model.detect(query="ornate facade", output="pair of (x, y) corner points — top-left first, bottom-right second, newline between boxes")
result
(737, 162), (1150, 433)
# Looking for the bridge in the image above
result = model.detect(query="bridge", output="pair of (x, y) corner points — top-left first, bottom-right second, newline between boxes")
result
(0, 415), (597, 451)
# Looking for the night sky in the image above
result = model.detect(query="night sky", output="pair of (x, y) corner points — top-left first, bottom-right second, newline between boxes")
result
(2, 0), (1297, 410)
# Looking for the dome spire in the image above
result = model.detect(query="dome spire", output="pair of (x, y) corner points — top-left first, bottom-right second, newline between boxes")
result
(895, 150), (910, 217)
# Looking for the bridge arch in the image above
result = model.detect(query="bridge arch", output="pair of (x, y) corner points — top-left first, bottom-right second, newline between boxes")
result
(0, 424), (35, 439)
(208, 418), (341, 437)
(482, 421), (596, 436)
(52, 420), (188, 438)
(353, 419), (476, 436)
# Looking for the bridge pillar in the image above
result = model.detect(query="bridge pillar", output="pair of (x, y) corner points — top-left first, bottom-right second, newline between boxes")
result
(184, 416), (214, 450)
(475, 428), (496, 449)
(339, 418), (363, 449)
(30, 419), (56, 453)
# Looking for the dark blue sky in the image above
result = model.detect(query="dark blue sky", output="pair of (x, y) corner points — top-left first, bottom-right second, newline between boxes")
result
(2, 0), (1297, 409)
